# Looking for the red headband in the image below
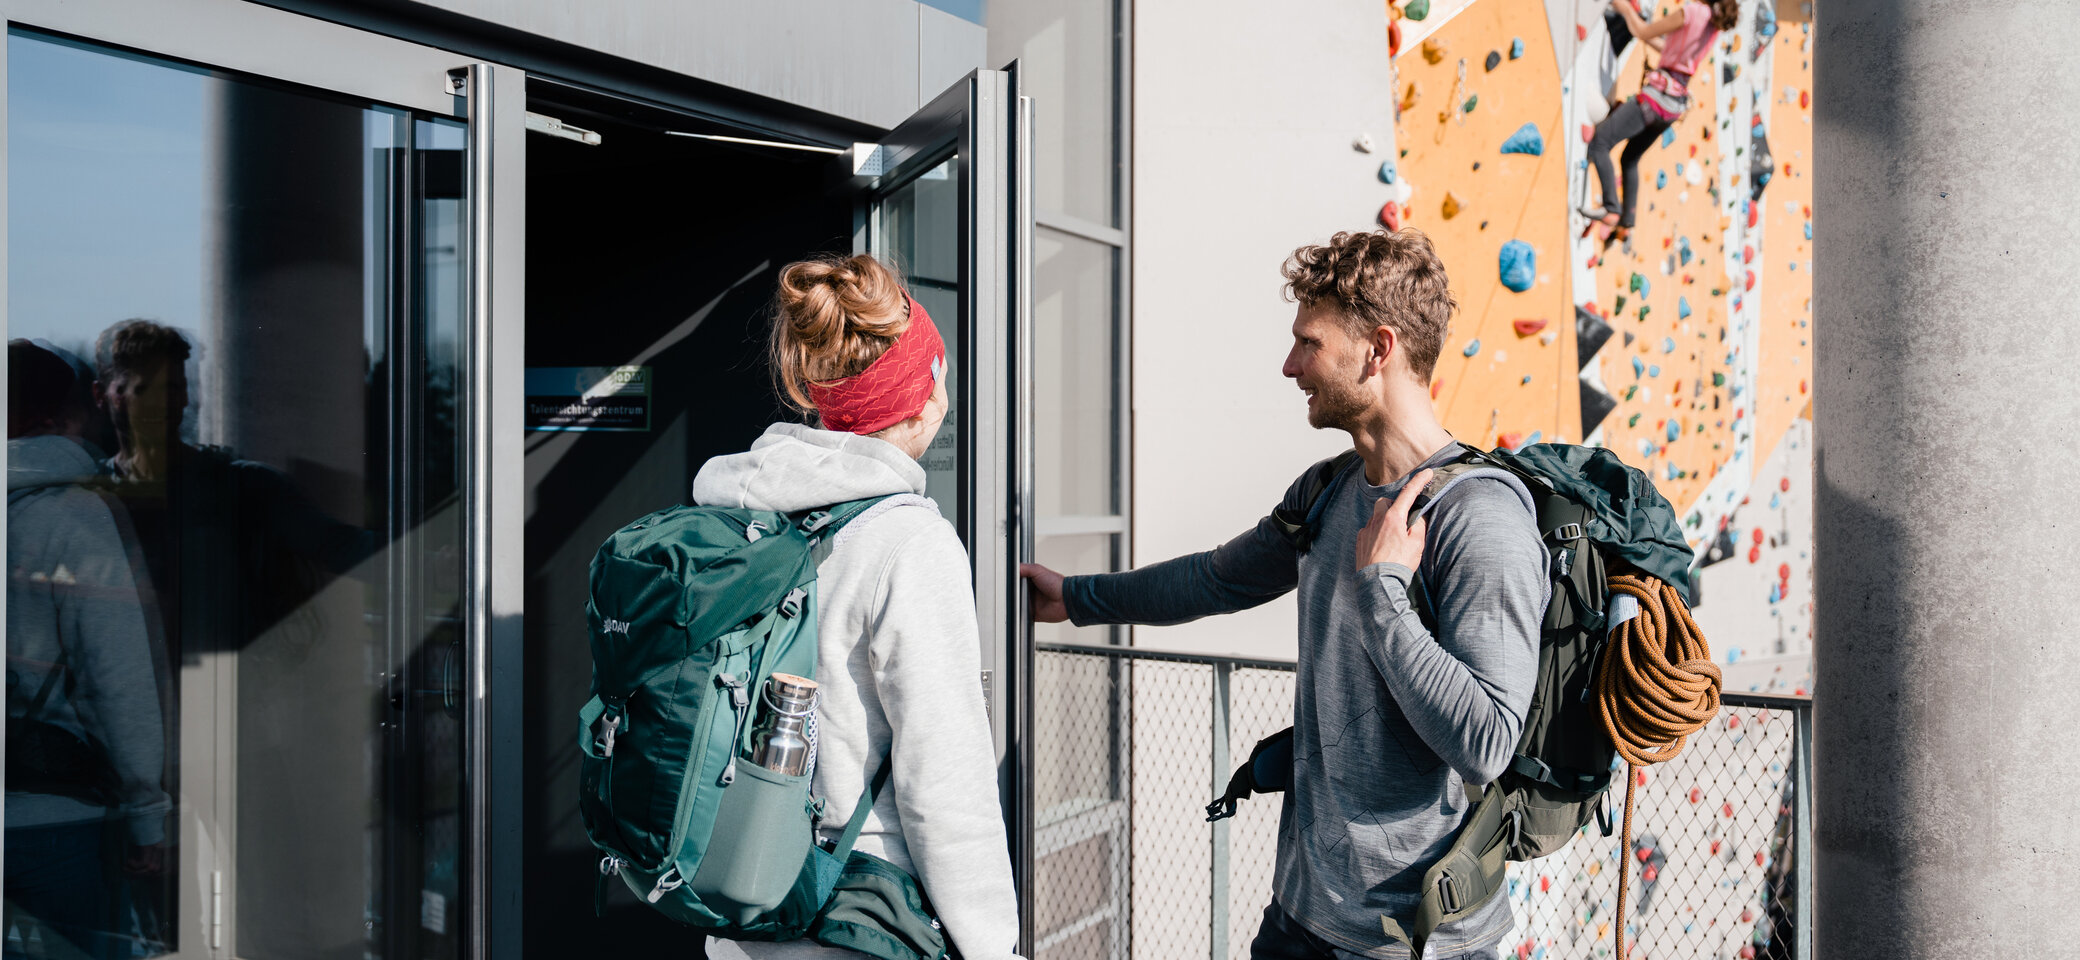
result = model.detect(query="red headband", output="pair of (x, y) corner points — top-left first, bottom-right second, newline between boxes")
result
(808, 294), (946, 435)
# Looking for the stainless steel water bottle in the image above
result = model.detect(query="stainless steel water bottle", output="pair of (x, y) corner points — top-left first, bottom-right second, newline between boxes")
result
(750, 673), (817, 776)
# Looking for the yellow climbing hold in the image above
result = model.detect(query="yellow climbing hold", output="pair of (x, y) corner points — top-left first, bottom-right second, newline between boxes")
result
(1400, 82), (1421, 113)
(1422, 38), (1446, 64)
(1442, 192), (1463, 220)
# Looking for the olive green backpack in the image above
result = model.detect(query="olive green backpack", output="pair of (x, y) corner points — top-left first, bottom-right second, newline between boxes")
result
(1207, 442), (1694, 958)
(580, 495), (950, 959)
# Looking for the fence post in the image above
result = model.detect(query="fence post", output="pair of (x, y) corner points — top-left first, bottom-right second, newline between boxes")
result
(1793, 704), (1813, 960)
(1210, 662), (1232, 960)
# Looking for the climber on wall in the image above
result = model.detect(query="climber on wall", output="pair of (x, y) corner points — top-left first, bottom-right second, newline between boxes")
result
(1580, 0), (1740, 241)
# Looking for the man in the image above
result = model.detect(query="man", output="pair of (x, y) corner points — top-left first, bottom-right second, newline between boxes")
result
(7, 339), (170, 959)
(1022, 230), (1548, 959)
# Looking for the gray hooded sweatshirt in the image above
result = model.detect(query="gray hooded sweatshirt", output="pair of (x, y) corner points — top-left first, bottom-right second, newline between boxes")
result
(695, 423), (1021, 960)
(6, 434), (170, 845)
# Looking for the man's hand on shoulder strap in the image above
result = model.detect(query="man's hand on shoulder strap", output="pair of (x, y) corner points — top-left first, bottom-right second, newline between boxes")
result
(1356, 468), (1433, 572)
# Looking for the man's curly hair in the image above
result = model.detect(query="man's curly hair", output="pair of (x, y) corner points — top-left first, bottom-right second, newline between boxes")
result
(1281, 229), (1455, 382)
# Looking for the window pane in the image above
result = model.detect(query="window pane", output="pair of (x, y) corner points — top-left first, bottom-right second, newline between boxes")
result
(6, 30), (464, 959)
(987, 0), (1117, 225)
(878, 157), (965, 530)
(1035, 228), (1117, 519)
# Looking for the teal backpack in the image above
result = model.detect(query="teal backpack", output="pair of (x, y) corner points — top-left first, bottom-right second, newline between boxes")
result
(580, 495), (951, 959)
(1210, 442), (1694, 958)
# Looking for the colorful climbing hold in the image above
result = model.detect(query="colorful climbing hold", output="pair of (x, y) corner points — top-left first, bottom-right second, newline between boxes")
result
(1779, 477), (1791, 492)
(1512, 318), (1549, 337)
(1510, 37), (1524, 59)
(1462, 94), (1479, 114)
(1498, 240), (1535, 292)
(1499, 122), (1544, 156)
(1665, 421), (1680, 443)
(1421, 38), (1446, 64)
(1647, 364), (1660, 377)
(1430, 378), (1443, 400)
(1660, 337), (1676, 354)
(1442, 192), (1464, 220)
(1655, 169), (1667, 190)
(1378, 161), (1397, 184)
(1404, 0), (1430, 20)
(1688, 787), (1703, 804)
(1497, 432), (1524, 451)
(1678, 296), (1692, 320)
(1659, 127), (1676, 149)
(1742, 245), (1755, 264)
(1388, 18), (1402, 56)
(1463, 338), (1482, 357)
(1580, 122), (1594, 143)
(1378, 201), (1402, 232)
(1746, 544), (1761, 564)
(1628, 272), (1645, 294)
(1484, 50), (1502, 72)
(1642, 864), (1659, 883)
(1744, 270), (1756, 291)
(1577, 23), (1588, 40)
(1722, 802), (1736, 818)
(1631, 356), (1644, 378)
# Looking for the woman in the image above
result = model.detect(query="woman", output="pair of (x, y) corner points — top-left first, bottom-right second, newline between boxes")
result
(697, 254), (1021, 960)
(1581, 0), (1740, 239)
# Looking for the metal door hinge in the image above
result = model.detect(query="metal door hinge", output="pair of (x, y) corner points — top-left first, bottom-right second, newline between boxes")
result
(211, 869), (224, 948)
(980, 669), (994, 718)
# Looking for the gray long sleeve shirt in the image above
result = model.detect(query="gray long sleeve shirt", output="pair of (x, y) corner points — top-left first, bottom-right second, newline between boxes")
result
(1064, 443), (1548, 958)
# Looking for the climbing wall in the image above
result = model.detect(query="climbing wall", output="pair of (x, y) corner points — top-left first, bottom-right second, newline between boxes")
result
(1387, 0), (1580, 448)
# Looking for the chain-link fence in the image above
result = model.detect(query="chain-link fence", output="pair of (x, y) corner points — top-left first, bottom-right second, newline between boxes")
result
(1032, 642), (1811, 960)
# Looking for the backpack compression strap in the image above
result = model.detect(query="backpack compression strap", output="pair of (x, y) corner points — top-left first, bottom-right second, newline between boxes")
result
(1272, 450), (1363, 553)
(826, 750), (896, 864)
(1381, 783), (1512, 959)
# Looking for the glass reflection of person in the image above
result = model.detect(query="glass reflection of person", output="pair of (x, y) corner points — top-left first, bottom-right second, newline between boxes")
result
(92, 320), (375, 659)
(6, 339), (171, 960)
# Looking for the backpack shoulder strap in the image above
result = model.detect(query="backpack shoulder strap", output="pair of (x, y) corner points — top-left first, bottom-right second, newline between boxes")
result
(802, 493), (939, 566)
(1272, 449), (1363, 553)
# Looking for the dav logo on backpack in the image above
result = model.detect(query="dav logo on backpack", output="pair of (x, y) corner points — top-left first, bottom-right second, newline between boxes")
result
(603, 617), (632, 636)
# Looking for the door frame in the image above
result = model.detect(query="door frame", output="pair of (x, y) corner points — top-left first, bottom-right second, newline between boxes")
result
(0, 2), (528, 957)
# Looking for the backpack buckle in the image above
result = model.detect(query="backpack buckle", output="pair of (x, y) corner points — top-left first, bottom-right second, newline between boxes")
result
(1434, 874), (1462, 913)
(780, 588), (808, 618)
(1551, 522), (1584, 542)
(801, 511), (835, 533)
(594, 712), (622, 758)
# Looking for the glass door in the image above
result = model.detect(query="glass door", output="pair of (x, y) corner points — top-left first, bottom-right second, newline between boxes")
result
(1, 3), (521, 958)
(857, 66), (1037, 951)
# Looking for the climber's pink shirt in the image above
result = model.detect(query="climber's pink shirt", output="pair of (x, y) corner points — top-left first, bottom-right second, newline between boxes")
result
(1657, 1), (1718, 82)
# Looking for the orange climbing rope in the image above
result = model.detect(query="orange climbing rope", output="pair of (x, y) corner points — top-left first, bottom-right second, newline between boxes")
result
(1594, 573), (1722, 959)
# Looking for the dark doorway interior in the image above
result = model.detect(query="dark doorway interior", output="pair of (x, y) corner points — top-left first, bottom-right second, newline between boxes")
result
(519, 85), (853, 956)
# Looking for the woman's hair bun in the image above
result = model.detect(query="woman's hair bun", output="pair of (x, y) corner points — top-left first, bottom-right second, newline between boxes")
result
(770, 254), (912, 417)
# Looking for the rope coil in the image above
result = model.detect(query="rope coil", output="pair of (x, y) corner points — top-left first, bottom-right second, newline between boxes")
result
(1594, 573), (1722, 959)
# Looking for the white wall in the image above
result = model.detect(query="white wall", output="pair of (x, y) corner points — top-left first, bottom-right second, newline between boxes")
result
(1130, 0), (1400, 659)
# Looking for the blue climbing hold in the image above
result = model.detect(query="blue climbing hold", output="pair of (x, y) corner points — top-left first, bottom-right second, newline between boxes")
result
(1525, 431), (1543, 446)
(1510, 37), (1525, 60)
(1679, 237), (1693, 266)
(1379, 161), (1397, 184)
(1464, 338), (1482, 357)
(1678, 296), (1692, 320)
(1656, 169), (1667, 189)
(1666, 420), (1680, 442)
(1631, 356), (1644, 378)
(1500, 122), (1544, 156)
(1498, 240), (1536, 292)
(1648, 364), (1661, 377)
(1769, 583), (1782, 603)
(1661, 337), (1676, 354)
(1769, 492), (1781, 509)
(1804, 221), (1813, 240)
(1660, 127), (1676, 149)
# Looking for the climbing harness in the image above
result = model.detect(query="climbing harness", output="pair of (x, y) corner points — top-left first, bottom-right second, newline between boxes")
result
(1594, 572), (1722, 960)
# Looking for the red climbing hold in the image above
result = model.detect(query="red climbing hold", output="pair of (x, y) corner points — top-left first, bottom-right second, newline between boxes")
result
(1577, 23), (1588, 40)
(1497, 432), (1525, 451)
(1799, 89), (1810, 109)
(1739, 947), (1757, 960)
(1689, 143), (1698, 157)
(1636, 846), (1652, 862)
(1754, 850), (1767, 866)
(1777, 563), (1791, 580)
(1431, 378), (1444, 400)
(1642, 864), (1659, 883)
(1517, 942), (1531, 960)
(1513, 318), (1549, 337)
(1689, 787), (1703, 804)
(1742, 909), (1755, 924)
(1744, 270), (1756, 291)
(1751, 527), (1764, 545)
(1799, 378), (1808, 395)
(1662, 236), (1674, 249)
(1779, 477), (1791, 492)
(1728, 714), (1742, 729)
(1748, 203), (1760, 228)
(1389, 19), (1403, 57)
(1742, 245), (1754, 264)
(1722, 802), (1735, 818)
(1711, 840), (1722, 855)
(1746, 545), (1761, 564)
(1379, 201), (1403, 232)
(1587, 254), (1600, 269)
(1539, 875), (1551, 892)
(1636, 768), (1648, 787)
(1581, 123), (1594, 143)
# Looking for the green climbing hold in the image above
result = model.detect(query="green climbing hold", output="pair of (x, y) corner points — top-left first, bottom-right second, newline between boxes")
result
(1462, 94), (1479, 114)
(1711, 372), (1726, 387)
(1405, 0), (1430, 20)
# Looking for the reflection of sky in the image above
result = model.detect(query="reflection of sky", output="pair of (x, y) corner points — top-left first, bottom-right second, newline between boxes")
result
(7, 31), (209, 363)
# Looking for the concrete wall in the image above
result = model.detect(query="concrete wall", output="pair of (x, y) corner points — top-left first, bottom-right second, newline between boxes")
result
(400, 0), (985, 129)
(1130, 0), (1401, 659)
(1815, 0), (2080, 954)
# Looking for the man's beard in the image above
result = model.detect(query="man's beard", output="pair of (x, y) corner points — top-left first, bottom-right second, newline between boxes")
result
(1306, 375), (1371, 432)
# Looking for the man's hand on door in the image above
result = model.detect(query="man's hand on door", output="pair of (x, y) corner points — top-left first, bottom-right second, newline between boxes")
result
(1020, 563), (1069, 623)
